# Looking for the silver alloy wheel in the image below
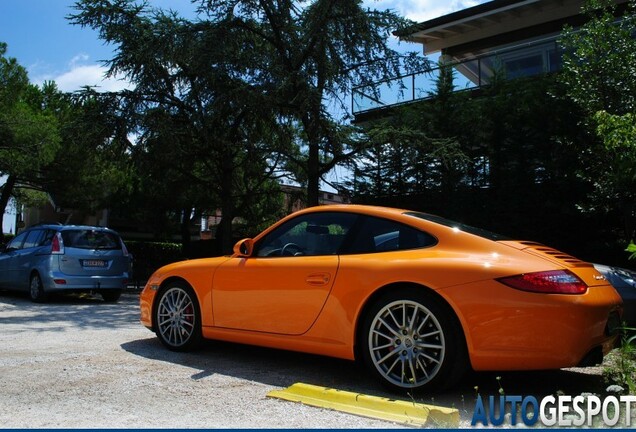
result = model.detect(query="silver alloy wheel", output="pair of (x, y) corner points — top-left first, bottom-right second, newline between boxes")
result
(157, 287), (196, 348)
(368, 300), (445, 388)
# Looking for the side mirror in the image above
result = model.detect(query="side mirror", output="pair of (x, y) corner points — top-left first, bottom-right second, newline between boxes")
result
(233, 238), (254, 258)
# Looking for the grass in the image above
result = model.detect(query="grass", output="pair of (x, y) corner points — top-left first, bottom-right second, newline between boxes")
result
(603, 326), (636, 395)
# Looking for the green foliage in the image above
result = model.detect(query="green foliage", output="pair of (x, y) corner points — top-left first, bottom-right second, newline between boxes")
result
(594, 111), (636, 150)
(627, 241), (636, 260)
(559, 0), (636, 244)
(603, 327), (636, 394)
(352, 63), (471, 198)
(560, 0), (636, 116)
(126, 240), (185, 283)
(0, 43), (61, 231)
(68, 0), (426, 249)
(12, 189), (49, 209)
(198, 0), (427, 205)
(70, 0), (301, 251)
(353, 72), (591, 238)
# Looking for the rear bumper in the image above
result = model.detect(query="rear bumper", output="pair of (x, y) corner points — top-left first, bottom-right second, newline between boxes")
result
(41, 272), (130, 291)
(440, 280), (623, 371)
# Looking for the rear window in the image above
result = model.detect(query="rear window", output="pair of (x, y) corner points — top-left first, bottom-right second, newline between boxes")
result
(405, 212), (510, 241)
(61, 230), (121, 250)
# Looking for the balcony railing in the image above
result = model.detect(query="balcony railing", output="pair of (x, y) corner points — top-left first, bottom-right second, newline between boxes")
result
(352, 36), (562, 115)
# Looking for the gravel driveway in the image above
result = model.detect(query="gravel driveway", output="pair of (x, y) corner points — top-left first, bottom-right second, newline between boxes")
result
(0, 290), (613, 428)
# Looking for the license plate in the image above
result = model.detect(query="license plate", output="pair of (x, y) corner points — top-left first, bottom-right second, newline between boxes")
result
(82, 259), (108, 268)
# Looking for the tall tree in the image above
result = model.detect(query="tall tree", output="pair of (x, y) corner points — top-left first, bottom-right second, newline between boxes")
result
(0, 43), (60, 232)
(71, 1), (292, 251)
(40, 85), (133, 219)
(560, 0), (636, 241)
(203, 0), (425, 206)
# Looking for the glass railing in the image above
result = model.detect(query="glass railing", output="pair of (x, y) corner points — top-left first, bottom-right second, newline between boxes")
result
(352, 36), (562, 115)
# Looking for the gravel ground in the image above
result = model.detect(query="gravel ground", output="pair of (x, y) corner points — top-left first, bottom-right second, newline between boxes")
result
(0, 290), (627, 428)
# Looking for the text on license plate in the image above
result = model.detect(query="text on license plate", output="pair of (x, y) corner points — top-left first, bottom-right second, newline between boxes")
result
(83, 259), (108, 268)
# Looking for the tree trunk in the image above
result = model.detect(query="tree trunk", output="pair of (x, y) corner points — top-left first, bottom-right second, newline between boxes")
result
(303, 111), (321, 207)
(307, 140), (320, 207)
(216, 204), (234, 255)
(0, 175), (17, 236)
(180, 207), (195, 257)
(216, 157), (235, 255)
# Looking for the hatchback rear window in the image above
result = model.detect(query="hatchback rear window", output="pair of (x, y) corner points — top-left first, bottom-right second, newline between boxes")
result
(61, 230), (121, 250)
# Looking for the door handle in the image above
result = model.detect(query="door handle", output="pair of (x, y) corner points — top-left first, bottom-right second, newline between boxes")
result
(305, 273), (331, 286)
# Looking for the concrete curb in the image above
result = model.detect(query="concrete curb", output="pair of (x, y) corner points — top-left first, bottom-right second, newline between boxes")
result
(267, 382), (460, 427)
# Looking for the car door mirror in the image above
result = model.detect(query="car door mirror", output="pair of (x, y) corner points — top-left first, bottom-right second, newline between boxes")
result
(233, 238), (254, 258)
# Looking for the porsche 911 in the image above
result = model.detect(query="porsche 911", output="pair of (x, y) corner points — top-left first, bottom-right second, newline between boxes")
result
(140, 205), (622, 392)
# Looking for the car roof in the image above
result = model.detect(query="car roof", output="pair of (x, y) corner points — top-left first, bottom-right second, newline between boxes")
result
(26, 224), (117, 232)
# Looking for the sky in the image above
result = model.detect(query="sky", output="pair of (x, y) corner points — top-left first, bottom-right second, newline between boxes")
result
(0, 0), (485, 233)
(0, 0), (485, 92)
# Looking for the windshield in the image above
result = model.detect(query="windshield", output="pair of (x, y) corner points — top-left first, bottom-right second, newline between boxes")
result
(405, 212), (510, 241)
(61, 230), (121, 250)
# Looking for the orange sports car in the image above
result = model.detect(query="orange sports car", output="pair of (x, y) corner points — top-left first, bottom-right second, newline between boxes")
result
(140, 205), (622, 392)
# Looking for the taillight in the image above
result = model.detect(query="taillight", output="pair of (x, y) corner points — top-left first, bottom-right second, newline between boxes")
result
(120, 239), (130, 257)
(497, 270), (588, 294)
(51, 232), (65, 255)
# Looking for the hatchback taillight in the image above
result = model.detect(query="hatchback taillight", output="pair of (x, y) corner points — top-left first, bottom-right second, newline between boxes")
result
(120, 239), (130, 257)
(51, 232), (65, 255)
(497, 270), (588, 294)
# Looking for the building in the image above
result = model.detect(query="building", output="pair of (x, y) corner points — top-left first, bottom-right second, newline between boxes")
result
(353, 0), (629, 122)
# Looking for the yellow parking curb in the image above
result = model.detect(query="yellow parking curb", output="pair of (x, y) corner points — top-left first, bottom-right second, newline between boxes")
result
(267, 383), (459, 427)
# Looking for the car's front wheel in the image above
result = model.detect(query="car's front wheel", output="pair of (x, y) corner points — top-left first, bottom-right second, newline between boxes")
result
(29, 273), (48, 303)
(154, 283), (202, 351)
(359, 288), (467, 393)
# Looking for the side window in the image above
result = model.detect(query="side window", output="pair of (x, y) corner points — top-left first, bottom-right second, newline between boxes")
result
(41, 230), (56, 246)
(255, 212), (357, 257)
(347, 216), (437, 254)
(6, 231), (29, 250)
(22, 230), (45, 249)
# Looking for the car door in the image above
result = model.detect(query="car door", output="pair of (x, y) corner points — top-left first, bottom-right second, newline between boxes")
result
(12, 229), (46, 290)
(212, 212), (357, 335)
(0, 231), (28, 288)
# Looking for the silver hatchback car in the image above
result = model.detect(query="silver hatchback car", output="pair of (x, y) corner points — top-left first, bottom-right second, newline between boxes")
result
(0, 224), (132, 302)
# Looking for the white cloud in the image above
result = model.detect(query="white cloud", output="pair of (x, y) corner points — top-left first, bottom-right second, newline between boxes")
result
(53, 64), (132, 93)
(30, 54), (133, 93)
(366, 0), (486, 22)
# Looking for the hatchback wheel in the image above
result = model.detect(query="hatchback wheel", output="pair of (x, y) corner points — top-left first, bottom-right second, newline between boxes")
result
(360, 289), (467, 393)
(101, 290), (122, 303)
(155, 283), (202, 351)
(29, 273), (48, 303)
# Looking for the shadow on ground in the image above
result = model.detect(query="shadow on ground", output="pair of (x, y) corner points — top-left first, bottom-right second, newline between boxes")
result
(121, 333), (610, 414)
(1, 288), (611, 418)
(0, 289), (140, 331)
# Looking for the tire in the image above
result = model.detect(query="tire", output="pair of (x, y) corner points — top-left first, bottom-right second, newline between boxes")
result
(359, 288), (467, 393)
(154, 282), (202, 351)
(101, 290), (122, 303)
(29, 273), (49, 303)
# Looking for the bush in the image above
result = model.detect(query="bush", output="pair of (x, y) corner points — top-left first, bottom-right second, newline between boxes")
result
(126, 240), (185, 287)
(124, 239), (236, 287)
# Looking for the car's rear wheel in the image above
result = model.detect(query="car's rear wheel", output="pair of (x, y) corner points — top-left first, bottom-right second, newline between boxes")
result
(359, 288), (467, 393)
(101, 290), (122, 303)
(155, 283), (202, 351)
(29, 273), (48, 303)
